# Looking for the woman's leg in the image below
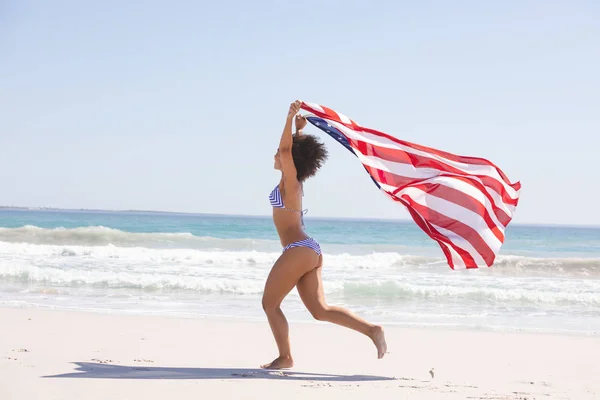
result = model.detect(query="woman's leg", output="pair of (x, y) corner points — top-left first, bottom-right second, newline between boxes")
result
(260, 246), (319, 369)
(296, 261), (387, 358)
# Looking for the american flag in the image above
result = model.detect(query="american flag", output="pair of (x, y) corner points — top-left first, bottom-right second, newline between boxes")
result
(300, 102), (521, 269)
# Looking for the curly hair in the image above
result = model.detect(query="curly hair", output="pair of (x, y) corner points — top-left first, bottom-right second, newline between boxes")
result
(291, 134), (328, 182)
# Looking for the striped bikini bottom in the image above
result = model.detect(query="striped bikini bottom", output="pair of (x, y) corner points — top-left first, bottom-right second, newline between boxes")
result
(282, 237), (322, 256)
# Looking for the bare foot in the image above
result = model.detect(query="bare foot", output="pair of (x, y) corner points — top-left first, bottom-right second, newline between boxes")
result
(260, 355), (294, 370)
(370, 325), (387, 359)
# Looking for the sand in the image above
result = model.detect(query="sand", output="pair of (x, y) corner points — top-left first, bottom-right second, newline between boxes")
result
(0, 306), (598, 399)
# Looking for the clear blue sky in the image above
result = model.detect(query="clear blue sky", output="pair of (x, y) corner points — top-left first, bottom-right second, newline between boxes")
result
(1, 1), (599, 225)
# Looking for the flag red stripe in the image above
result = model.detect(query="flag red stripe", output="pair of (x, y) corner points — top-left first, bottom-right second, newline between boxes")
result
(399, 195), (495, 266)
(301, 101), (520, 269)
(361, 125), (521, 192)
(358, 144), (514, 227)
(373, 166), (512, 229)
(301, 102), (521, 191)
(405, 181), (505, 243)
(394, 196), (479, 268)
(437, 174), (512, 227)
(352, 138), (519, 207)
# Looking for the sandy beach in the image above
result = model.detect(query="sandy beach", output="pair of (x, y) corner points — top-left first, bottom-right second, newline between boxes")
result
(0, 307), (597, 400)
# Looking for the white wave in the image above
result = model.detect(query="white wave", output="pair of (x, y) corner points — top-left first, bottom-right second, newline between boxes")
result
(0, 225), (280, 251)
(0, 241), (280, 265)
(3, 226), (598, 276)
(0, 239), (599, 309)
(489, 255), (600, 277)
(0, 239), (439, 271)
(0, 262), (267, 294)
(341, 280), (600, 306)
(0, 225), (456, 258)
(3, 259), (599, 308)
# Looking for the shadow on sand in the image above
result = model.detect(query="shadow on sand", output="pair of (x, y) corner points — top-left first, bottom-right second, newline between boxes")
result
(44, 362), (396, 382)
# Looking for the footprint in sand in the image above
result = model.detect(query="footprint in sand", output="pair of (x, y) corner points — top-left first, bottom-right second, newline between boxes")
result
(90, 358), (114, 364)
(13, 348), (30, 353)
(232, 373), (258, 378)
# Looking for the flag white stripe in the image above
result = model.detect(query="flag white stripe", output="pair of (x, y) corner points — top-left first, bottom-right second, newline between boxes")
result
(398, 186), (503, 254)
(430, 223), (488, 267)
(440, 240), (467, 269)
(432, 175), (506, 233)
(359, 153), (516, 220)
(358, 153), (439, 179)
(304, 101), (520, 269)
(402, 174), (509, 233)
(330, 120), (519, 200)
(305, 103), (325, 114)
(382, 187), (469, 269)
(338, 113), (352, 124)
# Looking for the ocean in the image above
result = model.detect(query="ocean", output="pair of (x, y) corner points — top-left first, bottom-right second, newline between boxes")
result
(1, 209), (599, 334)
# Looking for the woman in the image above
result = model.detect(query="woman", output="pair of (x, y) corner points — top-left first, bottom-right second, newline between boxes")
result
(261, 100), (387, 369)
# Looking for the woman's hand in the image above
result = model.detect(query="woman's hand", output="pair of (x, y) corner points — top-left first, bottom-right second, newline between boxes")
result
(295, 114), (307, 132)
(287, 100), (302, 120)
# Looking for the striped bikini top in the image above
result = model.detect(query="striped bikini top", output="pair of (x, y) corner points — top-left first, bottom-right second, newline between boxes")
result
(269, 185), (308, 223)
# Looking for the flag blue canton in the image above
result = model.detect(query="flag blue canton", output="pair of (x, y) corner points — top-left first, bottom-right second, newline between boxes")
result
(307, 116), (355, 154)
(307, 116), (381, 189)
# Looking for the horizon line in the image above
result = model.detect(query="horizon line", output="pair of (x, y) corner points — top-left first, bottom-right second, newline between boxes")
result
(1, 205), (599, 229)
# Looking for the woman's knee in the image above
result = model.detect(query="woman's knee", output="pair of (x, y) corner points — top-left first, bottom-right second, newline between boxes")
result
(262, 296), (280, 314)
(309, 304), (330, 321)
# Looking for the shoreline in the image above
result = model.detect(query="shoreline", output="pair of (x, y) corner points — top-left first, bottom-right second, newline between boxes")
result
(2, 303), (598, 338)
(1, 306), (598, 399)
